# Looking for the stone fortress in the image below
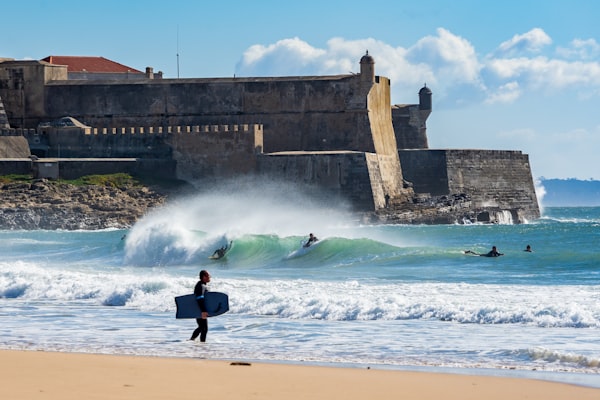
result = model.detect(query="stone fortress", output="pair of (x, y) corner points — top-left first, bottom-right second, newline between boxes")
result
(0, 53), (540, 224)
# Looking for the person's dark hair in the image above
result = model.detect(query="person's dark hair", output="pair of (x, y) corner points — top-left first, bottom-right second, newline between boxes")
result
(199, 270), (209, 278)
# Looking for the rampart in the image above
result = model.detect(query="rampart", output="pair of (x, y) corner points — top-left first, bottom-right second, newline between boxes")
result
(2, 123), (263, 182)
(257, 151), (390, 211)
(391, 105), (429, 149)
(399, 149), (539, 222)
(0, 135), (30, 158)
(164, 123), (263, 182)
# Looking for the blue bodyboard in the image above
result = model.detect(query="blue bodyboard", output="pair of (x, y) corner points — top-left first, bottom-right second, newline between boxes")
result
(175, 292), (229, 319)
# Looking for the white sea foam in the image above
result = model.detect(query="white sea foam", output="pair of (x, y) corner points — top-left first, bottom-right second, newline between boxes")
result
(3, 260), (599, 329)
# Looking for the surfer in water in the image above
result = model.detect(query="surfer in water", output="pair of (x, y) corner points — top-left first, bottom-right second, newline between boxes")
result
(211, 241), (232, 259)
(524, 244), (532, 252)
(464, 246), (504, 257)
(303, 233), (318, 248)
(190, 270), (211, 342)
(483, 246), (503, 257)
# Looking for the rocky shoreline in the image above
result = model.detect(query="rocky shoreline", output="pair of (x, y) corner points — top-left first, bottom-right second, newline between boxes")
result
(0, 179), (512, 230)
(0, 179), (169, 230)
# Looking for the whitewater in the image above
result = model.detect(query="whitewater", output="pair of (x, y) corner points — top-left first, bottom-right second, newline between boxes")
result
(1, 181), (599, 388)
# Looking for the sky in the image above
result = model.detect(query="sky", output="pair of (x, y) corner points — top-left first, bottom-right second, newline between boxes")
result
(2, 0), (600, 180)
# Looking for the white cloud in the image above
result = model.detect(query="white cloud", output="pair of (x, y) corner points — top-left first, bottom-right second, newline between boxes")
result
(481, 29), (600, 103)
(484, 81), (521, 104)
(485, 56), (600, 91)
(234, 28), (600, 109)
(556, 38), (600, 60)
(407, 28), (482, 86)
(236, 37), (326, 76)
(496, 28), (552, 56)
(235, 29), (484, 104)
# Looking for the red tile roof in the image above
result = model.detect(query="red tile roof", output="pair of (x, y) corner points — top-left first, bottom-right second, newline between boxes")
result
(41, 56), (143, 74)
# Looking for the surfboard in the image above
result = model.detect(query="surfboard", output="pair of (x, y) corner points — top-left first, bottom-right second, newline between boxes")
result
(286, 238), (322, 259)
(174, 292), (229, 318)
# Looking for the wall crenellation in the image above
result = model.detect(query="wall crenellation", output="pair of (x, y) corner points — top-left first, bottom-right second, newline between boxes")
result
(1, 124), (261, 137)
(90, 123), (262, 136)
(6, 123), (263, 162)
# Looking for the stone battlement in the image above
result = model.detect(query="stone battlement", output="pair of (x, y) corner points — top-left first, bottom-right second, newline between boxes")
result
(6, 123), (263, 160)
(86, 123), (261, 136)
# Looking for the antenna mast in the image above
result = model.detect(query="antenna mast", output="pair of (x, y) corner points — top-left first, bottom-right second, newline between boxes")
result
(176, 25), (180, 79)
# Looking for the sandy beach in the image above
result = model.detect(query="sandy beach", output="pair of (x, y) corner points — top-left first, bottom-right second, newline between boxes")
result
(1, 350), (598, 400)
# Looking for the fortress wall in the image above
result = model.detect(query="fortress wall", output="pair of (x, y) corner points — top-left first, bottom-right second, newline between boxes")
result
(0, 158), (176, 181)
(367, 77), (396, 156)
(30, 158), (176, 180)
(29, 126), (171, 158)
(23, 123), (260, 157)
(445, 149), (539, 217)
(400, 149), (540, 220)
(392, 105), (429, 149)
(0, 136), (31, 158)
(0, 61), (67, 127)
(364, 153), (388, 210)
(257, 152), (377, 211)
(165, 124), (263, 182)
(39, 75), (382, 154)
(365, 77), (410, 202)
(53, 159), (137, 180)
(399, 149), (449, 195)
(0, 159), (32, 175)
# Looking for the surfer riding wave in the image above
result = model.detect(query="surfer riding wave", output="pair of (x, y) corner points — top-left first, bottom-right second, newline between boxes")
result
(211, 241), (232, 259)
(303, 233), (318, 248)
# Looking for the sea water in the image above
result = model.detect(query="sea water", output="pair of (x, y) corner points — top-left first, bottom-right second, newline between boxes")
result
(1, 184), (599, 387)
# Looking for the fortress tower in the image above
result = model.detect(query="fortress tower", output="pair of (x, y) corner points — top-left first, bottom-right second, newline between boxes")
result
(419, 84), (432, 116)
(360, 50), (375, 83)
(391, 85), (431, 149)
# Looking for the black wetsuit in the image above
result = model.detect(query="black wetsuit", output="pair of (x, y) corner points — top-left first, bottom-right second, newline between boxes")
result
(190, 281), (208, 342)
(212, 242), (230, 259)
(482, 250), (503, 257)
(304, 236), (318, 248)
(213, 248), (225, 258)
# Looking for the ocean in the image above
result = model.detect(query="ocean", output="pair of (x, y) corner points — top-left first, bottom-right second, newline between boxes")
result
(1, 187), (599, 388)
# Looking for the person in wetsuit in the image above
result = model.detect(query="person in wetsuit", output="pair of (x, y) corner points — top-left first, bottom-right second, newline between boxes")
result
(482, 246), (503, 257)
(190, 270), (211, 342)
(303, 233), (318, 248)
(464, 246), (504, 257)
(211, 241), (232, 259)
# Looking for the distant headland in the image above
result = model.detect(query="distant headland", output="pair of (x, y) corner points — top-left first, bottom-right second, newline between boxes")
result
(540, 178), (600, 207)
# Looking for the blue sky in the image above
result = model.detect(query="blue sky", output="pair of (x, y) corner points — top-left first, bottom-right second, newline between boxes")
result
(3, 0), (600, 180)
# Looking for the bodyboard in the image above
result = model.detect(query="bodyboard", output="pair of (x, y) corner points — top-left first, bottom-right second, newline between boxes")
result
(175, 292), (229, 318)
(208, 253), (225, 260)
(209, 242), (232, 259)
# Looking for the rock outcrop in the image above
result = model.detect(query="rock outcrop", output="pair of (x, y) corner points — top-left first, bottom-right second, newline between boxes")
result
(0, 178), (519, 230)
(0, 179), (168, 230)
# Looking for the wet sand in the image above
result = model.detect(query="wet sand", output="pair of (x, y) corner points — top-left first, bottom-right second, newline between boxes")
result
(2, 350), (598, 400)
